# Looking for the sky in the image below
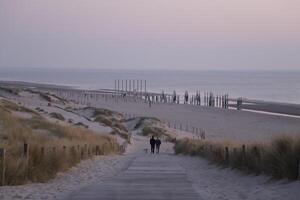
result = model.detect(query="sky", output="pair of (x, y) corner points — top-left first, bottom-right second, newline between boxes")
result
(0, 0), (300, 70)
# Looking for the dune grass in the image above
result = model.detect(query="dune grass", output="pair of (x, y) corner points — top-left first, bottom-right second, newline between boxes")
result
(0, 101), (121, 185)
(175, 136), (300, 180)
(49, 112), (65, 121)
(91, 108), (130, 142)
(142, 126), (173, 142)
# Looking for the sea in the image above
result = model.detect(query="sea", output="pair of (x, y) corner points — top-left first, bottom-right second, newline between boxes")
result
(0, 68), (299, 104)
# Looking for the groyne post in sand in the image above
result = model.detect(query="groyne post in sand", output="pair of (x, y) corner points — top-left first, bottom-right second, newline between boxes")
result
(0, 148), (6, 186)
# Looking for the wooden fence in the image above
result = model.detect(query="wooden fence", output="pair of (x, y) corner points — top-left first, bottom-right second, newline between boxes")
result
(0, 143), (125, 186)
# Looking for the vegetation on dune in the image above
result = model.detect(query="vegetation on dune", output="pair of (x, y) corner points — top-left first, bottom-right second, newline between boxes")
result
(0, 87), (19, 95)
(90, 107), (130, 142)
(174, 136), (300, 180)
(133, 117), (161, 130)
(128, 117), (174, 142)
(0, 100), (120, 185)
(1, 99), (39, 116)
(142, 126), (173, 142)
(74, 122), (89, 129)
(49, 112), (65, 121)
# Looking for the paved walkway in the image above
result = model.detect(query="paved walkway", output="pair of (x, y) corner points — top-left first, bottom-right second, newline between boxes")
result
(66, 154), (202, 200)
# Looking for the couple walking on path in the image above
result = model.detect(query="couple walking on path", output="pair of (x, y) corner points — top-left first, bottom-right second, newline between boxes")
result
(150, 136), (161, 154)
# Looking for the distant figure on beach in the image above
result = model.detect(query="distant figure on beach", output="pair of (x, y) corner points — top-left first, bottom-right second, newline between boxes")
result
(148, 95), (152, 107)
(155, 137), (161, 154)
(150, 136), (156, 154)
(184, 91), (189, 104)
(173, 90), (177, 103)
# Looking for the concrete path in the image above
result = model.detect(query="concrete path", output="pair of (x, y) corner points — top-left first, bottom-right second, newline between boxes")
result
(66, 154), (202, 200)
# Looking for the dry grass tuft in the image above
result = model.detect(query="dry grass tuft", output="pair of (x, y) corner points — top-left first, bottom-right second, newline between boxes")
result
(0, 100), (121, 185)
(91, 108), (130, 142)
(175, 136), (300, 180)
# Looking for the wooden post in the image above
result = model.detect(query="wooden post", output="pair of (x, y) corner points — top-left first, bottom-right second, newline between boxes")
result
(24, 143), (29, 157)
(0, 148), (6, 186)
(81, 147), (84, 159)
(225, 147), (229, 165)
(117, 80), (120, 92)
(96, 145), (100, 155)
(88, 145), (91, 156)
(24, 143), (29, 180)
(40, 147), (44, 156)
(133, 80), (135, 92)
(298, 160), (300, 180)
(242, 144), (246, 166)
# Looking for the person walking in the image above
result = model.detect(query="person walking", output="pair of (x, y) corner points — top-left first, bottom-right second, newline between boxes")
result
(150, 136), (156, 154)
(155, 137), (161, 154)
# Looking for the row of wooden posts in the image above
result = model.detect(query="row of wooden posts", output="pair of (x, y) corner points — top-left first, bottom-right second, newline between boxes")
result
(114, 79), (147, 94)
(48, 87), (238, 111)
(0, 143), (125, 186)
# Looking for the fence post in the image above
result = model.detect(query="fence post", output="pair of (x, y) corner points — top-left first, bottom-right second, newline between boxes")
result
(96, 145), (100, 155)
(0, 148), (6, 186)
(225, 147), (229, 165)
(298, 160), (300, 180)
(242, 144), (246, 166)
(24, 143), (29, 180)
(40, 147), (44, 156)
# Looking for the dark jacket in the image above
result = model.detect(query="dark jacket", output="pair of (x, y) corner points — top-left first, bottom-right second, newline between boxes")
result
(150, 138), (156, 146)
(155, 139), (161, 146)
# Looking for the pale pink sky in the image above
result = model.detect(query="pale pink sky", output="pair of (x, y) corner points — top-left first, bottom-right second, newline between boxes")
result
(0, 0), (299, 70)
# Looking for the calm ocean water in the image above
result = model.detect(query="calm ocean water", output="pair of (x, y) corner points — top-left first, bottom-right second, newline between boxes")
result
(0, 68), (299, 104)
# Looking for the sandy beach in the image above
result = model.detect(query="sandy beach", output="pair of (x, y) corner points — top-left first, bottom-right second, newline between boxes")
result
(0, 81), (300, 200)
